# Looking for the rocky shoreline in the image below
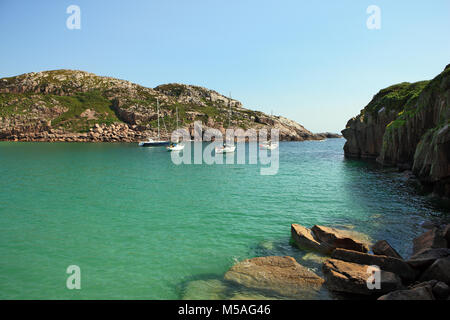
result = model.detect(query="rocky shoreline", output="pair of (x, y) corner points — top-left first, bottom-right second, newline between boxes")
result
(215, 222), (450, 300)
(0, 69), (342, 143)
(0, 120), (342, 143)
(342, 64), (449, 198)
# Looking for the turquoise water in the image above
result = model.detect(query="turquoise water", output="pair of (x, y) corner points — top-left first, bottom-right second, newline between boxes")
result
(0, 139), (448, 299)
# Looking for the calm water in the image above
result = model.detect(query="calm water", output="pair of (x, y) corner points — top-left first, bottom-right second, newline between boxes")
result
(0, 139), (448, 299)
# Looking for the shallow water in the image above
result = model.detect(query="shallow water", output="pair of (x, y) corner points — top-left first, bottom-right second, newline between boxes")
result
(0, 139), (448, 299)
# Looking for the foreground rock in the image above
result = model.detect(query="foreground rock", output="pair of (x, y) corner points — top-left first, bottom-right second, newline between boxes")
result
(419, 257), (450, 284)
(443, 224), (450, 246)
(372, 240), (403, 259)
(413, 227), (448, 255)
(331, 248), (416, 283)
(378, 286), (434, 300)
(224, 256), (324, 299)
(291, 224), (330, 254)
(312, 225), (369, 253)
(407, 248), (450, 270)
(291, 224), (369, 254)
(322, 259), (402, 296)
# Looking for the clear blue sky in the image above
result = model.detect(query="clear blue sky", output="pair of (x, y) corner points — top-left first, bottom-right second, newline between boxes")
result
(1, 0), (449, 133)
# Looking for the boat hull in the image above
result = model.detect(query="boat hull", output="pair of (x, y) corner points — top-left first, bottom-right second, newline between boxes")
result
(139, 141), (170, 147)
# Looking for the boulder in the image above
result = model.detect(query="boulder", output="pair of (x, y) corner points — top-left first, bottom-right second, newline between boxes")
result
(432, 281), (450, 300)
(412, 228), (447, 255)
(407, 248), (450, 270)
(224, 256), (324, 299)
(331, 248), (416, 282)
(322, 259), (402, 296)
(291, 224), (370, 254)
(419, 257), (450, 284)
(291, 224), (331, 254)
(311, 225), (370, 253)
(377, 286), (434, 300)
(371, 240), (403, 260)
(444, 224), (450, 247)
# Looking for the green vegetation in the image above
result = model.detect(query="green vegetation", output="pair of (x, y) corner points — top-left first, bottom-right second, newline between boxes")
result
(363, 80), (429, 120)
(0, 93), (38, 117)
(51, 90), (122, 132)
(0, 69), (284, 136)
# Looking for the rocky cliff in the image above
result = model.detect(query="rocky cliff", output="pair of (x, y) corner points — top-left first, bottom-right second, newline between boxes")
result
(342, 65), (450, 197)
(0, 70), (339, 143)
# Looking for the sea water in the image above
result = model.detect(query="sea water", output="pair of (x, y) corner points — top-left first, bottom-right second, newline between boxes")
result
(0, 139), (448, 299)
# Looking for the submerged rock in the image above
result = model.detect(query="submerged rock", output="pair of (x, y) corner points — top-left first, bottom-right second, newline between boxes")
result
(182, 279), (228, 300)
(301, 252), (328, 265)
(224, 256), (324, 299)
(229, 292), (280, 300)
(322, 258), (402, 296)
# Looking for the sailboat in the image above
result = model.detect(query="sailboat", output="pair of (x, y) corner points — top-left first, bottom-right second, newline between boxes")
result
(215, 93), (236, 154)
(138, 98), (170, 147)
(167, 107), (185, 152)
(259, 140), (278, 150)
(259, 109), (278, 150)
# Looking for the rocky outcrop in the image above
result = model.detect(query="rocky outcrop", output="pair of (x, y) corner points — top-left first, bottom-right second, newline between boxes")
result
(311, 225), (370, 253)
(372, 240), (403, 259)
(0, 69), (340, 143)
(315, 132), (343, 139)
(412, 227), (448, 255)
(322, 258), (402, 296)
(291, 224), (370, 254)
(342, 65), (450, 197)
(319, 223), (450, 299)
(224, 256), (324, 299)
(331, 248), (416, 282)
(419, 257), (450, 283)
(378, 286), (434, 300)
(407, 248), (450, 270)
(291, 224), (329, 254)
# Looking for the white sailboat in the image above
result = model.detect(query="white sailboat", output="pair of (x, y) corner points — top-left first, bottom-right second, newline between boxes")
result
(167, 107), (185, 152)
(215, 93), (236, 154)
(259, 140), (278, 150)
(138, 98), (170, 147)
(259, 110), (278, 150)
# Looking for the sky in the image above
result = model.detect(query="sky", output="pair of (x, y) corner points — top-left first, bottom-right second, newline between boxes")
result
(0, 0), (449, 133)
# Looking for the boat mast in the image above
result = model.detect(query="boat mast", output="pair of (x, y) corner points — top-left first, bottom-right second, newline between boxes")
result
(157, 97), (160, 140)
(228, 92), (231, 128)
